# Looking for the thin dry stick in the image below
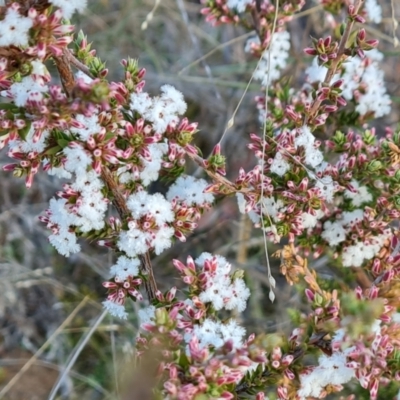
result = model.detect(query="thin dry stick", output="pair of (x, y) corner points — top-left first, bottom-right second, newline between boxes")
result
(55, 51), (158, 301)
(176, 0), (222, 100)
(0, 296), (90, 398)
(259, 0), (280, 302)
(390, 0), (399, 47)
(178, 31), (255, 75)
(48, 309), (108, 400)
(306, 0), (365, 122)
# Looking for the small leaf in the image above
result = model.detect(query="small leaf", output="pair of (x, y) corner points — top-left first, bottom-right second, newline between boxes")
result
(57, 139), (71, 148)
(18, 121), (31, 141)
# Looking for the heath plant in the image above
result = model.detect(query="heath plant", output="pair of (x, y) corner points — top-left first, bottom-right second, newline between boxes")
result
(0, 0), (400, 399)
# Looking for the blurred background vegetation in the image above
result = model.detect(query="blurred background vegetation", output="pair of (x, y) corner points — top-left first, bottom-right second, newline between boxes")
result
(0, 0), (399, 399)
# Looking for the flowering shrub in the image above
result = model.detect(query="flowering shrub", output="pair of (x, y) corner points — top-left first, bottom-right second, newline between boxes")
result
(1, 0), (400, 398)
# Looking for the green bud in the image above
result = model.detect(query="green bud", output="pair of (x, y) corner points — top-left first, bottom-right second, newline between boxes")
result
(232, 269), (245, 280)
(91, 81), (110, 102)
(362, 129), (376, 145)
(314, 293), (323, 306)
(155, 308), (169, 326)
(333, 130), (346, 147)
(367, 160), (382, 172)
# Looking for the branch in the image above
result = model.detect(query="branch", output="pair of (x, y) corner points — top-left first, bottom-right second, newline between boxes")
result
(53, 50), (158, 302)
(53, 52), (75, 97)
(66, 49), (96, 80)
(101, 168), (158, 301)
(305, 0), (365, 123)
(188, 152), (254, 195)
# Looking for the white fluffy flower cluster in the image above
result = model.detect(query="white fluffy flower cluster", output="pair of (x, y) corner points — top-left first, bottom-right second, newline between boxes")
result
(110, 255), (140, 281)
(49, 0), (88, 19)
(166, 175), (214, 207)
(195, 252), (251, 313)
(8, 126), (50, 154)
(1, 61), (51, 108)
(70, 113), (103, 141)
(226, 0), (253, 13)
(344, 179), (373, 207)
(297, 350), (355, 399)
(130, 85), (187, 134)
(295, 126), (324, 168)
(47, 169), (108, 256)
(306, 49), (391, 118)
(0, 5), (33, 47)
(364, 0), (382, 23)
(117, 191), (175, 257)
(186, 318), (246, 350)
(248, 31), (291, 86)
(322, 204), (391, 267)
(341, 231), (391, 267)
(321, 209), (364, 247)
(118, 142), (168, 187)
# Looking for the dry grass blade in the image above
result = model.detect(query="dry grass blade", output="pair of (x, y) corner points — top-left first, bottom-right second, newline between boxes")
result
(47, 309), (108, 400)
(0, 296), (90, 398)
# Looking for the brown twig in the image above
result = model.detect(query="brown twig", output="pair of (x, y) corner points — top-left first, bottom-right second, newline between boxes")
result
(66, 49), (96, 79)
(188, 152), (253, 195)
(101, 168), (158, 301)
(53, 50), (158, 302)
(53, 52), (75, 97)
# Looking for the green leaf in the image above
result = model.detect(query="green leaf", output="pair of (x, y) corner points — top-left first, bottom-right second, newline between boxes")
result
(18, 121), (31, 141)
(56, 139), (71, 148)
(43, 146), (62, 155)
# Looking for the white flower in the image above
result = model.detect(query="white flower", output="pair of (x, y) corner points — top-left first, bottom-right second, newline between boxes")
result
(72, 170), (103, 194)
(110, 256), (140, 280)
(71, 113), (102, 141)
(224, 278), (251, 312)
(9, 127), (49, 154)
(48, 198), (79, 229)
(126, 191), (151, 219)
(49, 0), (87, 19)
(138, 305), (156, 326)
(63, 145), (92, 174)
(301, 210), (324, 229)
(46, 165), (72, 179)
(152, 226), (174, 255)
(0, 6), (33, 47)
(321, 221), (346, 246)
(261, 196), (286, 223)
(130, 92), (153, 115)
(219, 319), (246, 349)
(49, 227), (81, 257)
(117, 228), (151, 258)
(130, 86), (187, 134)
(226, 0), (253, 13)
(315, 175), (337, 203)
(253, 31), (291, 86)
(344, 180), (372, 206)
(364, 0), (382, 23)
(103, 300), (128, 319)
(341, 209), (364, 227)
(8, 76), (48, 107)
(270, 151), (290, 176)
(298, 351), (355, 399)
(166, 175), (214, 206)
(147, 193), (175, 225)
(305, 58), (329, 83)
(160, 85), (187, 115)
